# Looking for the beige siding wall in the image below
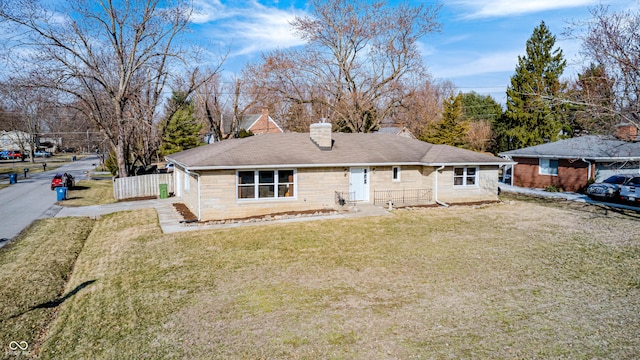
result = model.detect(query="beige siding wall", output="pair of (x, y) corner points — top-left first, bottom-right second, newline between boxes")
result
(178, 165), (499, 221)
(176, 168), (200, 218)
(435, 166), (500, 203)
(370, 165), (431, 190)
(195, 167), (350, 221)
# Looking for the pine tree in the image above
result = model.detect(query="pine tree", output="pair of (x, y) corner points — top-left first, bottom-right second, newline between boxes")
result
(497, 21), (569, 151)
(421, 93), (469, 147)
(159, 99), (202, 156)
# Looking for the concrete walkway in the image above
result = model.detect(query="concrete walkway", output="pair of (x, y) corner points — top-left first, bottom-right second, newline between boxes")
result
(54, 199), (391, 234)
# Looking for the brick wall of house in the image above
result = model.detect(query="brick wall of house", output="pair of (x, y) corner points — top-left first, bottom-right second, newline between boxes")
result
(512, 157), (591, 192)
(249, 109), (282, 134)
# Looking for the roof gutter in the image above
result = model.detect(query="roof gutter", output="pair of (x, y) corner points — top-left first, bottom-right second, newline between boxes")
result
(434, 165), (449, 207)
(500, 154), (640, 162)
(171, 161), (512, 172)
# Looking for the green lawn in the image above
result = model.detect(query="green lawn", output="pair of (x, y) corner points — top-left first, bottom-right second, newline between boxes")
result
(1, 198), (639, 359)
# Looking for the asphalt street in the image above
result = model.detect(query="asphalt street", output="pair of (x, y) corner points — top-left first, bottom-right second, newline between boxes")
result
(0, 155), (100, 243)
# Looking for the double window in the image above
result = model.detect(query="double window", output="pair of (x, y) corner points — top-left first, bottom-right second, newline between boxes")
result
(453, 167), (478, 187)
(539, 159), (559, 176)
(237, 170), (295, 200)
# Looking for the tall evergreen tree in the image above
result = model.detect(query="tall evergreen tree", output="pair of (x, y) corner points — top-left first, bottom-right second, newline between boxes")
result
(159, 94), (202, 156)
(496, 21), (569, 151)
(421, 93), (469, 147)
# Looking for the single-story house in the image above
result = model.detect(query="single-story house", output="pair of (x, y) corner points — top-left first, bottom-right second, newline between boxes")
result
(499, 124), (640, 192)
(166, 122), (512, 221)
(0, 130), (29, 151)
(205, 107), (283, 144)
(223, 107), (283, 136)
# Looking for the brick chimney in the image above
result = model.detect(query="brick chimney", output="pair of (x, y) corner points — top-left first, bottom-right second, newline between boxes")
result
(615, 123), (638, 141)
(310, 120), (332, 150)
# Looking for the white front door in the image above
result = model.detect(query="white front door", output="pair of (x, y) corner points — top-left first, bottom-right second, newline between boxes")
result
(349, 167), (369, 202)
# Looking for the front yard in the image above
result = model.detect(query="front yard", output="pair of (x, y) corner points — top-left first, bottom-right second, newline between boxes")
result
(1, 197), (639, 358)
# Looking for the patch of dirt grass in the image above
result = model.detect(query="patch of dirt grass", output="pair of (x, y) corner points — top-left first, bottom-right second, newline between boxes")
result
(0, 218), (94, 357)
(12, 200), (640, 359)
(61, 180), (117, 207)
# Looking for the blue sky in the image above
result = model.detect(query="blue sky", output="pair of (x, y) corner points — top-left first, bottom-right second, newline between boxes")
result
(190, 0), (635, 105)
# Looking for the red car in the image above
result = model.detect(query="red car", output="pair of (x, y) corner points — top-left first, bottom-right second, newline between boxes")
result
(51, 173), (75, 190)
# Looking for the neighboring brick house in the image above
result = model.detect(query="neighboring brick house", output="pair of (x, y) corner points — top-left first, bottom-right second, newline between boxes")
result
(221, 107), (283, 137)
(499, 124), (640, 192)
(166, 122), (511, 222)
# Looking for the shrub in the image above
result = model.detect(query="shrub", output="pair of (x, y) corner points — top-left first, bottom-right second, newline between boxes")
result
(544, 184), (563, 192)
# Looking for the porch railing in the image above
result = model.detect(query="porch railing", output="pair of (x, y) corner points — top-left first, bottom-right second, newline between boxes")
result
(334, 191), (356, 206)
(373, 188), (433, 206)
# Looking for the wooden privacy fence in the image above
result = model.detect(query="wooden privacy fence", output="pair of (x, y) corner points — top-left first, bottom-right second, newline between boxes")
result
(113, 173), (174, 200)
(373, 188), (433, 206)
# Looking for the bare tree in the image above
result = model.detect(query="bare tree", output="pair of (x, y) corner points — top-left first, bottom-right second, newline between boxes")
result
(0, 79), (58, 161)
(0, 0), (193, 177)
(391, 78), (455, 138)
(566, 5), (640, 131)
(247, 0), (440, 133)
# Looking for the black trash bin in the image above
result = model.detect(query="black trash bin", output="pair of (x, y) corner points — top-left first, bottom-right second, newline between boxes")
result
(8, 173), (17, 184)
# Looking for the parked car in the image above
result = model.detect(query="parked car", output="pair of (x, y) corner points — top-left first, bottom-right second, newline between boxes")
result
(51, 173), (75, 190)
(34, 150), (51, 158)
(0, 150), (24, 160)
(164, 163), (174, 173)
(619, 176), (640, 206)
(585, 174), (636, 202)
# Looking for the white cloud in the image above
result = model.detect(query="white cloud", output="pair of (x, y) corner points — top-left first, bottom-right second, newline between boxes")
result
(191, 0), (230, 24)
(451, 0), (599, 19)
(194, 1), (308, 58)
(430, 50), (520, 78)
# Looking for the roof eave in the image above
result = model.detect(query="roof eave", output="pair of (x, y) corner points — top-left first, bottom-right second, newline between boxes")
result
(180, 161), (510, 171)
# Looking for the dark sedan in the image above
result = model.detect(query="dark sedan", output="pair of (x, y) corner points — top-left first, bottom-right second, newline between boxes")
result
(585, 174), (635, 202)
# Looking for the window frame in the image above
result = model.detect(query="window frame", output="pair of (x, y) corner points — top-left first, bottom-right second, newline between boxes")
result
(539, 158), (559, 176)
(453, 166), (479, 187)
(236, 169), (297, 201)
(392, 166), (401, 182)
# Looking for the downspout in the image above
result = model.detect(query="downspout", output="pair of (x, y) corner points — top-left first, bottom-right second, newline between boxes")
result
(195, 171), (201, 221)
(434, 165), (449, 207)
(581, 158), (592, 181)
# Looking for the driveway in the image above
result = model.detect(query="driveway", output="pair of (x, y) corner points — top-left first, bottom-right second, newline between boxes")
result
(0, 155), (100, 245)
(498, 183), (640, 212)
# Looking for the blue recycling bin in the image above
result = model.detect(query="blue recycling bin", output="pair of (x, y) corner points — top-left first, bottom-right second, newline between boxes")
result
(56, 187), (67, 201)
(8, 173), (17, 184)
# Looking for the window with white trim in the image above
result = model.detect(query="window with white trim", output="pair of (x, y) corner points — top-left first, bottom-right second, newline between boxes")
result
(453, 167), (478, 186)
(184, 172), (190, 191)
(392, 166), (400, 182)
(539, 159), (559, 175)
(237, 170), (296, 200)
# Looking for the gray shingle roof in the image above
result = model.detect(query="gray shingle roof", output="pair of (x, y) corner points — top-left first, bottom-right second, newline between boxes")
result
(499, 135), (640, 160)
(166, 133), (509, 170)
(221, 114), (261, 134)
